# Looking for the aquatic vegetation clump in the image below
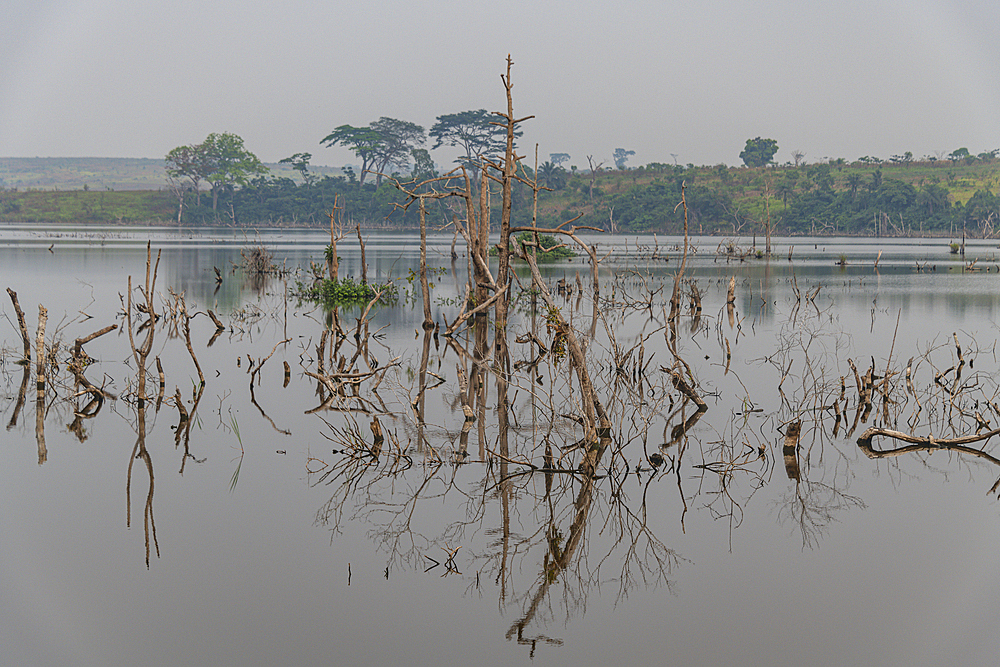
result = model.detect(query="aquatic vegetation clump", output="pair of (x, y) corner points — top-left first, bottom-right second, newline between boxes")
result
(492, 232), (575, 261)
(295, 276), (397, 307)
(241, 243), (277, 274)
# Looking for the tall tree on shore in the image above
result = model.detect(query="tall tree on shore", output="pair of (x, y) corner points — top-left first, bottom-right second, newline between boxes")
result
(613, 148), (635, 170)
(320, 125), (382, 187)
(430, 109), (520, 167)
(165, 144), (210, 206)
(369, 117), (426, 185)
(549, 152), (570, 167)
(320, 118), (425, 186)
(279, 152), (314, 184)
(200, 132), (268, 212)
(165, 132), (266, 213)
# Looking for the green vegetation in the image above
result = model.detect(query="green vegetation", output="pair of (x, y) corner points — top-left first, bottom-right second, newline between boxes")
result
(0, 188), (175, 223)
(321, 118), (425, 187)
(295, 276), (397, 308)
(740, 137), (780, 167)
(166, 132), (267, 213)
(4, 137), (1000, 236)
(498, 231), (575, 261)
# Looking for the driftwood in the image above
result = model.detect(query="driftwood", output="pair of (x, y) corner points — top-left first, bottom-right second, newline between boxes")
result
(857, 426), (1000, 495)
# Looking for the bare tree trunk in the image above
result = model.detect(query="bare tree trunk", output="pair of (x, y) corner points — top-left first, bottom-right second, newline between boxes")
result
(356, 223), (368, 284)
(34, 304), (48, 465)
(6, 288), (30, 361)
(327, 198), (344, 280)
(494, 56), (533, 332)
(35, 305), (47, 395)
(419, 198), (433, 329)
(476, 167), (490, 307)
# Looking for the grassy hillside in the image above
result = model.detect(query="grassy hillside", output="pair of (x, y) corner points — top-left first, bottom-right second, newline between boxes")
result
(0, 157), (343, 191)
(0, 189), (177, 223)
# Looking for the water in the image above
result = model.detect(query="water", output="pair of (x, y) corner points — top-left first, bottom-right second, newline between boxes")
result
(3, 223), (1000, 666)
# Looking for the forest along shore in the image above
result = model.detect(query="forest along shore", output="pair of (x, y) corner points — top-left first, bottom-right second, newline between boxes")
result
(1, 156), (998, 236)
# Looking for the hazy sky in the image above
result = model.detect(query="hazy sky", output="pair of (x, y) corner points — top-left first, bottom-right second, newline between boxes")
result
(2, 0), (998, 170)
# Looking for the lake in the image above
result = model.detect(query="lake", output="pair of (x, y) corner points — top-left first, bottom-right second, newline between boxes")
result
(3, 223), (1000, 666)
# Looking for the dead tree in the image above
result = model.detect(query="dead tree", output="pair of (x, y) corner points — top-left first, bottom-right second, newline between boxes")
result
(326, 196), (347, 280)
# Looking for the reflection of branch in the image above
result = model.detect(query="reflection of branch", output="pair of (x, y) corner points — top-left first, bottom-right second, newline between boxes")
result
(857, 425), (1000, 494)
(248, 338), (292, 435)
(6, 366), (30, 429)
(778, 479), (865, 550)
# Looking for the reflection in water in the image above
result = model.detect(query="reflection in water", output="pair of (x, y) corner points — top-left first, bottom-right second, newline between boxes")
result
(124, 246), (160, 567)
(9, 227), (1000, 662)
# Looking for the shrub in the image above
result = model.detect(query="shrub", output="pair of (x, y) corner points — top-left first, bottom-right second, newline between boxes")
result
(505, 231), (575, 261)
(295, 276), (397, 308)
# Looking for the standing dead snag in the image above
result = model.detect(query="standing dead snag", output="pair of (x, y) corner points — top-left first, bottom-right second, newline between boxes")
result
(35, 304), (48, 465)
(124, 242), (161, 567)
(7, 287), (30, 362)
(418, 198), (433, 329)
(782, 421), (802, 481)
(355, 224), (368, 285)
(489, 55), (534, 333)
(389, 166), (499, 334)
(669, 183), (690, 324)
(35, 305), (48, 396)
(327, 196), (346, 280)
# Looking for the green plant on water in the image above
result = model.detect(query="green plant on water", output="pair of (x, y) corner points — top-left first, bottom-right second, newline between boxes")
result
(949, 242), (960, 254)
(837, 254), (848, 266)
(294, 276), (397, 308)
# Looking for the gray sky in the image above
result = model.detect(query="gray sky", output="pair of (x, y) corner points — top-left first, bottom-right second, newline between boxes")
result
(2, 0), (998, 170)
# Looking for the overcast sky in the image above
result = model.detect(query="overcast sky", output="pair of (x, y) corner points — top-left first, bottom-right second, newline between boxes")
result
(2, 0), (998, 171)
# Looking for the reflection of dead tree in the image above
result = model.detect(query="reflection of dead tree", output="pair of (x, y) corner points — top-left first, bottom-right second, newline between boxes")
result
(505, 439), (680, 642)
(66, 323), (118, 440)
(125, 242), (161, 567)
(520, 242), (610, 468)
(6, 365), (30, 430)
(248, 337), (292, 436)
(778, 477), (866, 550)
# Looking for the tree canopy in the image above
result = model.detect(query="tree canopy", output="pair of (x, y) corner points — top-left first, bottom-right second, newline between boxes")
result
(165, 132), (266, 211)
(613, 148), (636, 170)
(739, 137), (779, 168)
(549, 153), (570, 167)
(429, 109), (520, 168)
(320, 118), (425, 187)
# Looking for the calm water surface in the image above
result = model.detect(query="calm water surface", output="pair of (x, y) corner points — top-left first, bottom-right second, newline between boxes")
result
(3, 223), (1000, 666)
